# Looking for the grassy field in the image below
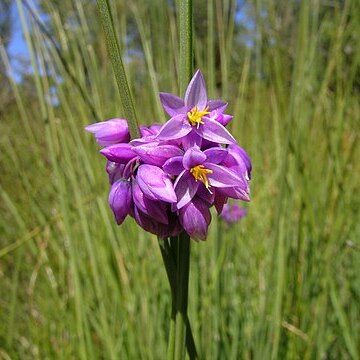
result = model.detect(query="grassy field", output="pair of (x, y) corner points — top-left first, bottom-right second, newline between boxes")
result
(0, 0), (359, 359)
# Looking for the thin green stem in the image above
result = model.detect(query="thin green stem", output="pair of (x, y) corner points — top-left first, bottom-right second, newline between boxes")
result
(22, 0), (101, 122)
(168, 307), (177, 360)
(96, 0), (140, 139)
(174, 232), (191, 360)
(178, 0), (193, 94)
(172, 2), (193, 359)
(158, 238), (198, 359)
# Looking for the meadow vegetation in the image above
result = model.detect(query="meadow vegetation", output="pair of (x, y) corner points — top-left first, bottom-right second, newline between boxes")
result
(0, 0), (359, 358)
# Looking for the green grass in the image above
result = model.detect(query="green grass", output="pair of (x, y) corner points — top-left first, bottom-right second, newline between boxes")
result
(1, 0), (359, 359)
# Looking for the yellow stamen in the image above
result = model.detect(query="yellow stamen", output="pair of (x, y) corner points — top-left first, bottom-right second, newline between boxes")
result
(190, 165), (213, 189)
(187, 106), (210, 127)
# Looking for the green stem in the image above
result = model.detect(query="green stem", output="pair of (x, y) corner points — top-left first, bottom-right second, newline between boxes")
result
(178, 0), (193, 94)
(158, 238), (198, 359)
(172, 2), (193, 359)
(96, 0), (140, 139)
(174, 232), (191, 360)
(168, 306), (176, 360)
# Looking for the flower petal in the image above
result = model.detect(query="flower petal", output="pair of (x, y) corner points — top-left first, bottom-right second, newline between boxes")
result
(214, 192), (227, 214)
(183, 146), (206, 169)
(215, 114), (233, 126)
(181, 131), (202, 150)
(140, 123), (162, 137)
(163, 156), (185, 176)
(160, 92), (185, 116)
(132, 182), (168, 224)
(85, 118), (130, 146)
(136, 164), (177, 203)
(195, 117), (237, 144)
(156, 114), (192, 141)
(174, 170), (199, 209)
(106, 161), (125, 184)
(133, 207), (181, 239)
(100, 143), (137, 163)
(216, 186), (250, 202)
(204, 147), (228, 164)
(179, 197), (211, 241)
(226, 145), (252, 178)
(196, 183), (215, 205)
(205, 163), (242, 187)
(184, 69), (207, 109)
(207, 100), (228, 112)
(108, 179), (132, 225)
(132, 142), (183, 166)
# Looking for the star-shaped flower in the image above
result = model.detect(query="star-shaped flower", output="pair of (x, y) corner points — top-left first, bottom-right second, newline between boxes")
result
(157, 70), (236, 145)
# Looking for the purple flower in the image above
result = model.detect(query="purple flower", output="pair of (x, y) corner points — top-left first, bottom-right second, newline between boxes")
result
(85, 118), (130, 146)
(100, 143), (137, 163)
(132, 181), (169, 224)
(106, 161), (125, 184)
(215, 144), (252, 202)
(164, 146), (242, 209)
(157, 70), (236, 145)
(179, 197), (211, 241)
(136, 164), (177, 203)
(108, 179), (133, 225)
(222, 144), (252, 180)
(85, 69), (252, 241)
(133, 206), (182, 239)
(132, 141), (184, 167)
(220, 204), (247, 223)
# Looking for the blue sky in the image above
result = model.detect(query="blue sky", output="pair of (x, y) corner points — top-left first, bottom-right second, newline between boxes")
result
(7, 3), (29, 82)
(6, 1), (254, 82)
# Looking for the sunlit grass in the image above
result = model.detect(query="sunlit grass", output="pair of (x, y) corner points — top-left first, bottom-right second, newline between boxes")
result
(0, 0), (359, 359)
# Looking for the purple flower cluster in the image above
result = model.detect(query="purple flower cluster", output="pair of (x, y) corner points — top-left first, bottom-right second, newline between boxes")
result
(86, 70), (251, 240)
(220, 204), (247, 224)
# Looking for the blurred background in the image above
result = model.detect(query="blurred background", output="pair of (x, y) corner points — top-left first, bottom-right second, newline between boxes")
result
(0, 0), (359, 358)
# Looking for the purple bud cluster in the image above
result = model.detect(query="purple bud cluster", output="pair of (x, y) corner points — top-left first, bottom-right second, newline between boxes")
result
(86, 70), (251, 240)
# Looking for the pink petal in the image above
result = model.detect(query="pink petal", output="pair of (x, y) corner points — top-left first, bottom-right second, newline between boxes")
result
(181, 131), (202, 150)
(132, 182), (168, 224)
(160, 92), (185, 116)
(137, 165), (177, 203)
(204, 147), (228, 164)
(216, 186), (251, 202)
(179, 197), (211, 241)
(195, 117), (237, 145)
(85, 118), (130, 146)
(215, 114), (233, 126)
(184, 69), (207, 110)
(157, 114), (192, 141)
(183, 147), (206, 169)
(207, 100), (228, 112)
(132, 142), (183, 166)
(163, 156), (185, 176)
(214, 193), (227, 214)
(174, 170), (199, 209)
(108, 179), (132, 225)
(100, 143), (137, 163)
(205, 163), (242, 187)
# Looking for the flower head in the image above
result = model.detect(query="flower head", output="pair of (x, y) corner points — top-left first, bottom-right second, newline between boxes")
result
(220, 204), (247, 224)
(85, 69), (251, 240)
(85, 118), (130, 146)
(157, 70), (236, 146)
(164, 146), (243, 210)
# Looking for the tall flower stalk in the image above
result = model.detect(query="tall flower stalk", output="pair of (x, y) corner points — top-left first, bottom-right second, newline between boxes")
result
(96, 0), (140, 139)
(89, 1), (251, 360)
(172, 1), (193, 359)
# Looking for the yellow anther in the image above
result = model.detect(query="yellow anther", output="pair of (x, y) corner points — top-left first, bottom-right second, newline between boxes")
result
(187, 106), (210, 127)
(190, 165), (213, 189)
